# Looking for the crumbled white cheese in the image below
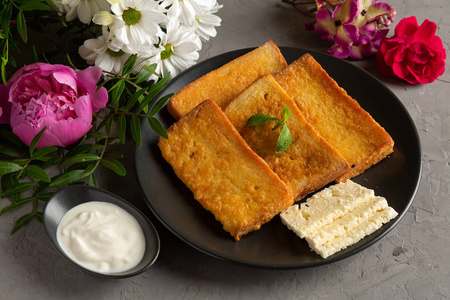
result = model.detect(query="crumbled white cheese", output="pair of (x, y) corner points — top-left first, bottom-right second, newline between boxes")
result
(280, 180), (398, 258)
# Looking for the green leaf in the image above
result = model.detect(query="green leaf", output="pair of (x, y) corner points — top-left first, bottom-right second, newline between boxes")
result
(88, 173), (98, 187)
(121, 54), (137, 76)
(2, 182), (34, 197)
(19, 2), (50, 11)
(135, 65), (155, 84)
(29, 127), (47, 157)
(130, 115), (141, 147)
(0, 125), (26, 148)
(50, 169), (89, 187)
(86, 131), (106, 139)
(25, 165), (51, 182)
(246, 114), (279, 127)
(0, 143), (21, 157)
(110, 79), (126, 105)
(117, 114), (126, 144)
(11, 213), (35, 234)
(148, 116), (168, 139)
(36, 192), (54, 202)
(66, 53), (76, 69)
(31, 146), (58, 160)
(0, 4), (12, 37)
(40, 155), (61, 169)
(16, 11), (27, 43)
(65, 143), (103, 157)
(32, 45), (39, 62)
(137, 73), (170, 113)
(101, 159), (126, 176)
(0, 161), (22, 175)
(35, 212), (43, 223)
(149, 93), (173, 117)
(125, 87), (148, 112)
(103, 151), (123, 160)
(0, 197), (33, 216)
(11, 159), (28, 166)
(275, 123), (292, 154)
(282, 105), (292, 122)
(1, 61), (6, 86)
(4, 174), (20, 201)
(60, 154), (100, 168)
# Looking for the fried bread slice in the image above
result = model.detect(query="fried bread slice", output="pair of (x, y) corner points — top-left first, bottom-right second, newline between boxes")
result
(274, 54), (394, 182)
(167, 40), (287, 120)
(158, 100), (294, 241)
(224, 74), (349, 200)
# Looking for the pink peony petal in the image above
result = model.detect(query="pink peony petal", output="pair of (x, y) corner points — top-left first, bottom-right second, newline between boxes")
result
(75, 66), (108, 113)
(43, 118), (92, 148)
(5, 62), (107, 148)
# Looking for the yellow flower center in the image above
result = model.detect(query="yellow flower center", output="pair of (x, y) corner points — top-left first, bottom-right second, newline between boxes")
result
(123, 8), (141, 26)
(160, 44), (173, 60)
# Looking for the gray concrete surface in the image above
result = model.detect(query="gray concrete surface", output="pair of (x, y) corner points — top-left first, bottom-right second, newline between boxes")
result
(1, 0), (449, 299)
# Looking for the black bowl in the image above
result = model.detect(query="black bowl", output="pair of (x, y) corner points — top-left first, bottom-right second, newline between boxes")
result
(43, 185), (160, 278)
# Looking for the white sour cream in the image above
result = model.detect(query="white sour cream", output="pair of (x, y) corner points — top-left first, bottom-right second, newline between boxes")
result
(56, 201), (146, 274)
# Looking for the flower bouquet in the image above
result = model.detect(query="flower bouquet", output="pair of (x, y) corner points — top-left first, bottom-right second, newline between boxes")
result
(283, 0), (445, 83)
(0, 0), (222, 233)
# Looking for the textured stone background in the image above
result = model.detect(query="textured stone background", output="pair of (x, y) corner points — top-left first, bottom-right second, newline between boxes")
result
(1, 0), (449, 299)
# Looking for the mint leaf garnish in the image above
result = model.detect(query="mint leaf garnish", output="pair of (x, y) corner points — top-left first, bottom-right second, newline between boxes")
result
(246, 106), (293, 154)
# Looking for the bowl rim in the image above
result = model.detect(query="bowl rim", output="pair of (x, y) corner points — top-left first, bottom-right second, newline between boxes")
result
(42, 185), (160, 278)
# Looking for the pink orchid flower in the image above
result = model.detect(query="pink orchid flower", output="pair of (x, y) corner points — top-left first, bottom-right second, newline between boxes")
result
(312, 0), (394, 59)
(314, 0), (359, 49)
(353, 0), (392, 27)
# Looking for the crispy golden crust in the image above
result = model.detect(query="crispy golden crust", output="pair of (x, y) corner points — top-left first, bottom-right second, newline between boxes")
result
(224, 75), (349, 200)
(158, 100), (294, 240)
(274, 54), (394, 182)
(167, 40), (287, 120)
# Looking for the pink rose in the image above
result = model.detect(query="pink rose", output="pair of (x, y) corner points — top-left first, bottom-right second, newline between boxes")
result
(377, 16), (446, 84)
(0, 63), (108, 148)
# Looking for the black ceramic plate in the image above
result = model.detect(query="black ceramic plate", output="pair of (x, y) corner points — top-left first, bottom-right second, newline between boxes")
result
(135, 47), (422, 269)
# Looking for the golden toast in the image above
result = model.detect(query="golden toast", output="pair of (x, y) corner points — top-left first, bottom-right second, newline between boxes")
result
(158, 100), (294, 240)
(224, 74), (349, 200)
(167, 40), (287, 120)
(274, 54), (394, 182)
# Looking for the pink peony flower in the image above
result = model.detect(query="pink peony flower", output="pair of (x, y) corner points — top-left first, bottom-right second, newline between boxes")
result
(377, 16), (446, 84)
(0, 63), (108, 148)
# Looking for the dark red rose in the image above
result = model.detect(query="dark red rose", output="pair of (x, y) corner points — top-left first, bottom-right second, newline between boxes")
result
(377, 16), (446, 84)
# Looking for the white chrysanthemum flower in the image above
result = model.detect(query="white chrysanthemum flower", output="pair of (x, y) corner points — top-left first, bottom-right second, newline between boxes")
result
(51, 0), (71, 14)
(79, 30), (131, 75)
(93, 11), (129, 53)
(62, 0), (111, 24)
(109, 0), (167, 53)
(161, 0), (215, 27)
(148, 20), (200, 80)
(195, 2), (222, 41)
